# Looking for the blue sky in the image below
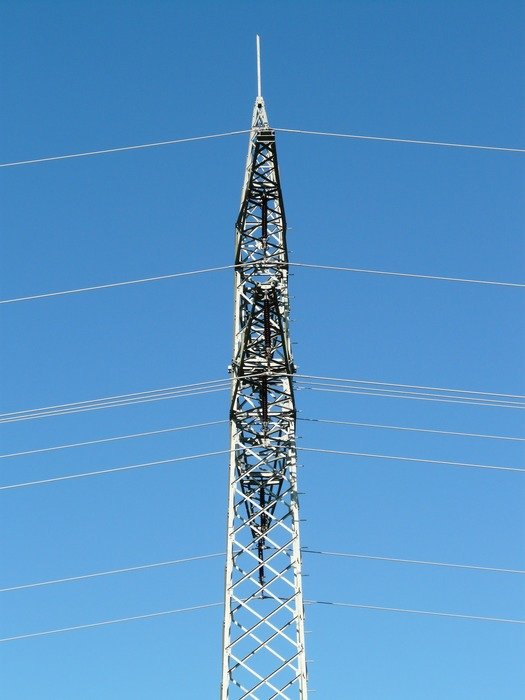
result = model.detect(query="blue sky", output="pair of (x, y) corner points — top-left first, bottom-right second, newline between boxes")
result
(1, 1), (524, 698)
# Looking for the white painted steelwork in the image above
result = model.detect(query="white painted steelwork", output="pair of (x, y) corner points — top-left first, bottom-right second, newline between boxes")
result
(220, 91), (308, 699)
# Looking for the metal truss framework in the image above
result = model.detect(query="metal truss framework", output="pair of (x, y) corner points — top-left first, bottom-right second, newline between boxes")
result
(221, 96), (308, 699)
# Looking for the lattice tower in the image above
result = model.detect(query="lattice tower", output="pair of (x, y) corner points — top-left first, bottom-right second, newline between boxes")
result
(220, 87), (308, 699)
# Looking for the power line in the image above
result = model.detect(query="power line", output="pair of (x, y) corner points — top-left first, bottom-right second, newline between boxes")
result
(3, 379), (521, 426)
(274, 127), (525, 154)
(1, 377), (229, 419)
(3, 441), (520, 494)
(299, 417), (525, 443)
(296, 380), (524, 408)
(4, 378), (522, 428)
(0, 372), (277, 423)
(296, 373), (525, 401)
(1, 598), (522, 644)
(0, 130), (250, 169)
(0, 371), (283, 423)
(303, 550), (525, 575)
(289, 262), (525, 288)
(0, 603), (223, 643)
(0, 449), (230, 491)
(2, 412), (518, 462)
(0, 387), (229, 424)
(4, 547), (522, 596)
(298, 446), (525, 474)
(0, 553), (224, 593)
(0, 420), (228, 459)
(2, 126), (522, 171)
(0, 384), (230, 424)
(9, 442), (519, 491)
(0, 265), (234, 305)
(2, 259), (524, 306)
(299, 385), (525, 410)
(305, 600), (525, 625)
(5, 373), (521, 422)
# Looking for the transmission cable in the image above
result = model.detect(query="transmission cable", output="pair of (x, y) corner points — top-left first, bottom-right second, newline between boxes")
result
(2, 260), (524, 306)
(0, 553), (224, 593)
(298, 384), (525, 410)
(0, 130), (250, 169)
(0, 420), (228, 459)
(299, 417), (525, 443)
(298, 446), (525, 474)
(274, 127), (525, 154)
(4, 548), (523, 596)
(296, 380), (524, 407)
(2, 126), (522, 171)
(1, 377), (229, 419)
(289, 262), (525, 288)
(4, 373), (522, 422)
(295, 373), (525, 400)
(0, 449), (230, 491)
(2, 444), (523, 492)
(0, 382), (230, 424)
(303, 549), (525, 575)
(0, 265), (235, 305)
(1, 599), (523, 644)
(2, 413), (518, 462)
(304, 600), (525, 625)
(0, 387), (229, 424)
(0, 603), (223, 643)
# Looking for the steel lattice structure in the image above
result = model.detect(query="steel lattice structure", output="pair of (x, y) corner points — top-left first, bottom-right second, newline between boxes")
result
(220, 90), (308, 699)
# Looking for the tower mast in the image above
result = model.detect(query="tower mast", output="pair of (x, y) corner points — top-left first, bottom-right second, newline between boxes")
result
(221, 38), (308, 699)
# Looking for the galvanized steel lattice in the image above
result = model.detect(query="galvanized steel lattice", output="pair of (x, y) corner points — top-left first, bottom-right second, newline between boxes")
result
(220, 96), (308, 699)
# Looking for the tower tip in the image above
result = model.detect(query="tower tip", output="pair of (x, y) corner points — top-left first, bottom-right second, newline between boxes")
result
(256, 35), (262, 97)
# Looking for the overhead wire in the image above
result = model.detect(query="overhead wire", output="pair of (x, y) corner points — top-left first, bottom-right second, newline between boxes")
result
(274, 127), (525, 154)
(1, 126), (522, 171)
(305, 600), (525, 625)
(0, 370), (286, 424)
(297, 384), (525, 410)
(0, 130), (251, 169)
(299, 417), (525, 443)
(1, 412), (518, 463)
(0, 377), (229, 419)
(3, 547), (523, 596)
(2, 258), (524, 306)
(296, 380), (525, 407)
(0, 420), (228, 459)
(1, 599), (522, 644)
(295, 373), (525, 400)
(0, 553), (224, 593)
(2, 443), (522, 492)
(303, 550), (525, 575)
(4, 373), (523, 423)
(0, 449), (231, 491)
(298, 446), (525, 473)
(0, 265), (235, 305)
(289, 262), (525, 288)
(0, 387), (230, 424)
(0, 603), (223, 643)
(0, 381), (231, 424)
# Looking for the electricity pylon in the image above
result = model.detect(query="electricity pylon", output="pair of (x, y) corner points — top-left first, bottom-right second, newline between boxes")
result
(221, 38), (308, 699)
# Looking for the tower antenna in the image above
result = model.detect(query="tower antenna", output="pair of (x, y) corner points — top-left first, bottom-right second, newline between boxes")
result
(256, 34), (262, 96)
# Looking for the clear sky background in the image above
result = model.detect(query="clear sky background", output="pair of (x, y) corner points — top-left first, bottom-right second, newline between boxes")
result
(1, 1), (524, 698)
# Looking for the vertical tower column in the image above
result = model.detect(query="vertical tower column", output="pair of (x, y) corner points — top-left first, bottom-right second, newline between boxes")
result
(221, 95), (308, 699)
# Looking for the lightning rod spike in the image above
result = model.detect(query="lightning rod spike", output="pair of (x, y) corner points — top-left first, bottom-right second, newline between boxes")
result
(256, 34), (262, 97)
